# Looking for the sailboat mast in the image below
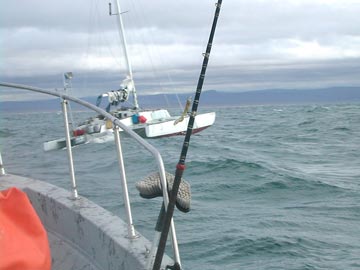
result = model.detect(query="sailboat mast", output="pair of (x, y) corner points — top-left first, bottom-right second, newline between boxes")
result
(113, 0), (139, 109)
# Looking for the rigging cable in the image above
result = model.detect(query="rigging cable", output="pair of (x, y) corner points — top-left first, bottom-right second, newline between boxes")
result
(129, 0), (185, 111)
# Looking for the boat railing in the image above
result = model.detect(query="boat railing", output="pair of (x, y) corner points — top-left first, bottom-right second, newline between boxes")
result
(0, 152), (5, 176)
(0, 82), (181, 267)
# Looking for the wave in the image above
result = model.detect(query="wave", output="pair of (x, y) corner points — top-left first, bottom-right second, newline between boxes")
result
(249, 169), (349, 195)
(332, 126), (351, 132)
(0, 129), (15, 138)
(298, 119), (316, 126)
(187, 157), (351, 199)
(185, 235), (323, 263)
(227, 236), (311, 257)
(305, 105), (331, 113)
(251, 180), (289, 192)
(188, 158), (266, 172)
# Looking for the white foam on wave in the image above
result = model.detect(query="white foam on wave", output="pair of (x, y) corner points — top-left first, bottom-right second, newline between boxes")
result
(90, 132), (114, 144)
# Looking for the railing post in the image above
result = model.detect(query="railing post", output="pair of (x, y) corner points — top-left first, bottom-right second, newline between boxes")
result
(61, 99), (78, 199)
(0, 82), (183, 262)
(113, 125), (137, 239)
(0, 152), (5, 175)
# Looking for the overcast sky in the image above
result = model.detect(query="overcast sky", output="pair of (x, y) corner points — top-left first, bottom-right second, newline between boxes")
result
(1, 0), (360, 101)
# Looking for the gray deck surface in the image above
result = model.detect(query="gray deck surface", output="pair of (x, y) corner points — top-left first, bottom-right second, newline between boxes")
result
(0, 174), (173, 270)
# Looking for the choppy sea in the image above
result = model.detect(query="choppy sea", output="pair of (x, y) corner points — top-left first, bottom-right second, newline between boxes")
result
(1, 103), (360, 269)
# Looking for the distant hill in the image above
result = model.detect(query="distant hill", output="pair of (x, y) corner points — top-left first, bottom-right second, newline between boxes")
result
(199, 87), (360, 107)
(1, 87), (360, 113)
(139, 87), (360, 108)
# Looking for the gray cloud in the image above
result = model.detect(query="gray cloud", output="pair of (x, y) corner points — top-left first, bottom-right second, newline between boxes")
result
(1, 0), (360, 101)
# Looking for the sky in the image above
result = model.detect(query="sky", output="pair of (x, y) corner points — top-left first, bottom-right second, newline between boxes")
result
(1, 0), (360, 101)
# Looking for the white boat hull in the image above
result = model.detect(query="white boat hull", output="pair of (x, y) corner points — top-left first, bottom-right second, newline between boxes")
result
(145, 112), (215, 138)
(44, 109), (216, 151)
(43, 136), (87, 152)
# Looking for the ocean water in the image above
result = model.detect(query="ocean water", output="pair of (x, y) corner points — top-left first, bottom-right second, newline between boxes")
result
(1, 103), (360, 270)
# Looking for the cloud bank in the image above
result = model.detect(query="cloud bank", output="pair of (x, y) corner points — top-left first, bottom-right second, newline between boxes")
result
(1, 0), (360, 101)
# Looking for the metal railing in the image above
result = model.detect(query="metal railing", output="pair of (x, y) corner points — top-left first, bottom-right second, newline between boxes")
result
(0, 82), (181, 267)
(0, 152), (5, 176)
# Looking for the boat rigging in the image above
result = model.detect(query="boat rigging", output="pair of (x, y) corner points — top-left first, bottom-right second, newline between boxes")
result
(43, 0), (216, 151)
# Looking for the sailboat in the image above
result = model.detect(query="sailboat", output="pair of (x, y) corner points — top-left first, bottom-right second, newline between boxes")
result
(44, 0), (215, 151)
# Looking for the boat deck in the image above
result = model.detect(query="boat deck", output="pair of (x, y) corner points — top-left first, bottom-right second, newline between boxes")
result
(0, 174), (173, 270)
(49, 232), (100, 270)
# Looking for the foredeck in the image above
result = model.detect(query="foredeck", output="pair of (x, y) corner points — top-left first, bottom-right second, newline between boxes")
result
(0, 174), (172, 270)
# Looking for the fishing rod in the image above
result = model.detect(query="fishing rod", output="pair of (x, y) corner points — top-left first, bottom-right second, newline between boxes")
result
(152, 1), (223, 269)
